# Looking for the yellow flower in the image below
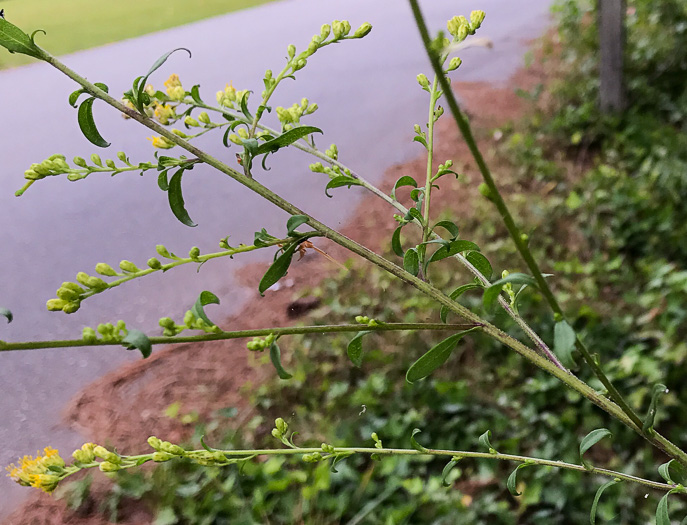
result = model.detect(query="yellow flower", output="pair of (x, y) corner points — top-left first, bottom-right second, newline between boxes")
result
(216, 82), (249, 108)
(164, 74), (185, 101)
(153, 103), (176, 125)
(6, 447), (65, 492)
(147, 136), (175, 149)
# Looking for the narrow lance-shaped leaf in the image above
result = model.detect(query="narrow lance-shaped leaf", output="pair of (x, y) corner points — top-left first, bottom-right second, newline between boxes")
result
(0, 307), (12, 323)
(590, 478), (622, 525)
(507, 463), (530, 496)
(406, 328), (478, 383)
(579, 428), (612, 470)
(479, 430), (498, 454)
(466, 251), (493, 280)
(190, 291), (220, 327)
(656, 488), (682, 525)
(122, 328), (152, 359)
(553, 319), (578, 369)
(643, 383), (668, 435)
(254, 126), (323, 155)
(135, 48), (191, 112)
(347, 330), (371, 367)
(258, 242), (300, 296)
(0, 18), (43, 59)
(286, 215), (309, 237)
(269, 341), (292, 380)
(324, 176), (362, 197)
(410, 428), (429, 453)
(167, 168), (197, 227)
(482, 273), (538, 311)
(77, 98), (111, 148)
(441, 457), (462, 487)
(440, 283), (482, 323)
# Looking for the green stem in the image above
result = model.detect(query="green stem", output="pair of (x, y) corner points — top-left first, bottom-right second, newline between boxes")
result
(37, 47), (687, 467)
(0, 323), (477, 352)
(406, 0), (643, 431)
(420, 75), (440, 259)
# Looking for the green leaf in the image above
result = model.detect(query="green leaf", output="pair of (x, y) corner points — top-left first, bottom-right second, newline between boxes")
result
(483, 273), (538, 311)
(658, 459), (687, 485)
(331, 452), (354, 473)
(190, 291), (220, 327)
(254, 126), (323, 156)
(391, 175), (418, 200)
(656, 489), (681, 525)
(0, 18), (43, 59)
(167, 168), (197, 227)
(406, 328), (477, 383)
(347, 331), (371, 367)
(413, 135), (428, 148)
(324, 176), (362, 197)
(77, 98), (110, 148)
(404, 206), (423, 224)
(286, 215), (309, 237)
(440, 283), (482, 323)
(93, 83), (109, 94)
(553, 320), (578, 369)
(507, 464), (530, 496)
(254, 228), (277, 247)
(590, 479), (622, 525)
(441, 457), (461, 487)
(239, 91), (253, 120)
(135, 48), (191, 112)
(466, 251), (492, 280)
(258, 242), (299, 295)
(410, 428), (429, 452)
(432, 220), (460, 240)
(122, 329), (152, 359)
(391, 226), (405, 257)
(425, 239), (480, 269)
(190, 85), (203, 104)
(269, 341), (292, 380)
(479, 430), (498, 454)
(69, 88), (88, 108)
(0, 307), (12, 323)
(157, 170), (170, 191)
(579, 428), (612, 470)
(643, 383), (668, 435)
(403, 248), (420, 276)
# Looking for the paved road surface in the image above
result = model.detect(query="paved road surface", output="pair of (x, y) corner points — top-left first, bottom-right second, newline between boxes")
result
(0, 0), (553, 516)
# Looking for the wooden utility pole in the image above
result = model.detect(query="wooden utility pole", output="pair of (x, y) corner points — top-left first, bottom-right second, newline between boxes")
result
(598, 0), (627, 113)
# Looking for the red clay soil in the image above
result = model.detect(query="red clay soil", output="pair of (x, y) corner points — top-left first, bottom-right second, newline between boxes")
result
(3, 60), (548, 524)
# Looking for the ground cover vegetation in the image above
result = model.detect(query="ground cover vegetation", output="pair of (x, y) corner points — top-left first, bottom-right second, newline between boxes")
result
(0, 0), (273, 70)
(2, 0), (687, 523)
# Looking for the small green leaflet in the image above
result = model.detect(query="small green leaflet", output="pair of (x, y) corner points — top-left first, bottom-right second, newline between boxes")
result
(466, 251), (492, 280)
(324, 176), (362, 197)
(330, 452), (353, 473)
(391, 175), (418, 200)
(157, 170), (170, 191)
(190, 291), (220, 327)
(0, 307), (12, 323)
(478, 429), (498, 454)
(0, 18), (43, 59)
(391, 226), (405, 257)
(347, 331), (371, 367)
(658, 459), (687, 485)
(431, 220), (460, 240)
(77, 98), (110, 148)
(286, 215), (309, 237)
(553, 319), (578, 369)
(122, 328), (152, 358)
(190, 85), (204, 104)
(168, 168), (197, 227)
(254, 228), (277, 247)
(254, 126), (322, 156)
(440, 283), (482, 323)
(403, 248), (420, 276)
(643, 383), (668, 435)
(590, 478), (622, 525)
(269, 341), (292, 379)
(482, 273), (538, 311)
(579, 428), (612, 470)
(441, 457), (462, 487)
(406, 328), (477, 383)
(656, 488), (682, 525)
(410, 428), (429, 453)
(507, 463), (530, 496)
(258, 242), (300, 296)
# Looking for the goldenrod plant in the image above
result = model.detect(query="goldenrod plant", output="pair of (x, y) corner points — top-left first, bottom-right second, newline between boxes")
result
(1, 4), (686, 522)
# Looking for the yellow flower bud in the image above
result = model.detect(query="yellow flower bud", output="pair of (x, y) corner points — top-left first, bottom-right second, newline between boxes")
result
(95, 263), (118, 276)
(98, 461), (121, 472)
(184, 116), (199, 127)
(90, 154), (102, 167)
(148, 136), (175, 149)
(152, 452), (174, 462)
(147, 436), (163, 450)
(82, 327), (97, 343)
(46, 298), (68, 311)
(470, 10), (486, 31)
(62, 302), (80, 314)
(56, 286), (81, 301)
(354, 22), (372, 38)
(198, 112), (211, 125)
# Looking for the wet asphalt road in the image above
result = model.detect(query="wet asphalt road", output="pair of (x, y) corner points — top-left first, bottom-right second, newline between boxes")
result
(0, 0), (553, 516)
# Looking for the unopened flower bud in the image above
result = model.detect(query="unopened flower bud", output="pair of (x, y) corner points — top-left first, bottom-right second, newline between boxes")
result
(447, 56), (463, 71)
(99, 461), (121, 472)
(105, 159), (116, 169)
(159, 317), (176, 329)
(156, 245), (172, 258)
(287, 44), (296, 58)
(46, 298), (68, 311)
(470, 10), (486, 31)
(82, 327), (97, 343)
(62, 302), (80, 314)
(152, 452), (174, 462)
(117, 151), (129, 163)
(72, 443), (96, 463)
(94, 446), (120, 464)
(147, 436), (163, 450)
(198, 112), (211, 125)
(57, 286), (81, 301)
(61, 282), (85, 294)
(23, 169), (42, 180)
(73, 156), (88, 168)
(354, 22), (372, 38)
(119, 260), (140, 273)
(275, 417), (288, 434)
(417, 73), (430, 90)
(160, 441), (186, 456)
(90, 154), (102, 167)
(478, 182), (493, 200)
(95, 263), (118, 276)
(188, 247), (200, 259)
(184, 116), (199, 127)
(309, 162), (325, 173)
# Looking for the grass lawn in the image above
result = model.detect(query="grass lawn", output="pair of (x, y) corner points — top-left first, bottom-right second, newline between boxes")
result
(0, 0), (274, 69)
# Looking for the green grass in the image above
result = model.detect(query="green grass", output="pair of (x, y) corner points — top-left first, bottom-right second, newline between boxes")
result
(0, 0), (273, 69)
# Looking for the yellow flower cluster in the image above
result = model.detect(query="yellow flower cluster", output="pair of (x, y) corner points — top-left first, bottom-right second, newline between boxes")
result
(6, 447), (65, 492)
(164, 74), (185, 102)
(216, 82), (250, 109)
(153, 103), (176, 125)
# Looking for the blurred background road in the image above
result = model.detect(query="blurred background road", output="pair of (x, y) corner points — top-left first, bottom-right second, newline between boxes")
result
(0, 0), (553, 516)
